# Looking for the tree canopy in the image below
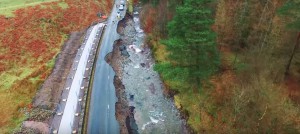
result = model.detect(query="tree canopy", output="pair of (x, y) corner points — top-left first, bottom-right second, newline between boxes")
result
(278, 0), (300, 30)
(155, 0), (220, 89)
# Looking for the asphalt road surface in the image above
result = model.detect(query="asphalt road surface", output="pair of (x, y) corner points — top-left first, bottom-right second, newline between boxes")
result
(87, 0), (126, 133)
(58, 23), (104, 134)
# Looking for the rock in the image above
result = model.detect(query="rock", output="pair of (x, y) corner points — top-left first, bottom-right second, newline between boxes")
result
(119, 45), (126, 51)
(149, 83), (156, 94)
(130, 94), (134, 101)
(140, 63), (146, 67)
(121, 50), (130, 57)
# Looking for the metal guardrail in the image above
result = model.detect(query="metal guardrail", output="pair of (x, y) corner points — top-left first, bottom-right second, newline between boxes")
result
(50, 24), (105, 134)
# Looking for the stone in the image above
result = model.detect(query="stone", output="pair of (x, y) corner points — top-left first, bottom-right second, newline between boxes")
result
(140, 63), (146, 67)
(119, 45), (126, 51)
(121, 50), (130, 57)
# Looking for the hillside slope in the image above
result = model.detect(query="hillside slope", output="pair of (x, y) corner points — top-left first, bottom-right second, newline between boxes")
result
(0, 0), (112, 133)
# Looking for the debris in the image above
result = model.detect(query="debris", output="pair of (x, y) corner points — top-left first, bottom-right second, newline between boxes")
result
(150, 116), (159, 123)
(128, 45), (134, 49)
(129, 45), (142, 53)
(135, 48), (142, 53)
(102, 15), (107, 19)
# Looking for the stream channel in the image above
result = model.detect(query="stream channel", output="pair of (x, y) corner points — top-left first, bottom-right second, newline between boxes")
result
(110, 4), (187, 134)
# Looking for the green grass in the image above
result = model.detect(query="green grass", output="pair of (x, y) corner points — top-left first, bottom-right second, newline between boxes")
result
(0, 68), (34, 91)
(0, 0), (59, 17)
(0, 73), (19, 90)
(46, 58), (56, 68)
(58, 2), (68, 9)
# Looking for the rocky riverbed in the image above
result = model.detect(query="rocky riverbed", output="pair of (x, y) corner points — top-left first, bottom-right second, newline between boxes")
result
(111, 5), (187, 133)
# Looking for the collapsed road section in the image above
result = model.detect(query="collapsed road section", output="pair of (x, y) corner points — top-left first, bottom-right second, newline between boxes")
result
(86, 0), (126, 133)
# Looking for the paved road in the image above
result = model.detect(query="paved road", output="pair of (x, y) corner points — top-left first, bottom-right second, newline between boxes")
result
(57, 23), (105, 134)
(87, 0), (126, 134)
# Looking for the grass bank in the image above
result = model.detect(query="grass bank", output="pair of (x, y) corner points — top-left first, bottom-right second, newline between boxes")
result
(0, 0), (60, 17)
(0, 0), (112, 133)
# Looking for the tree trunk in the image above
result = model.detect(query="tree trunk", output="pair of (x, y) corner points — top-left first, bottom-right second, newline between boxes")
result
(285, 32), (300, 76)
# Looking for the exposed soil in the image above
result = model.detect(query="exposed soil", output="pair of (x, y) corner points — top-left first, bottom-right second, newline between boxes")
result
(106, 39), (130, 134)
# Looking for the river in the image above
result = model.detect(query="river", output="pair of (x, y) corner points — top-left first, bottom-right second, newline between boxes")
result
(116, 4), (187, 133)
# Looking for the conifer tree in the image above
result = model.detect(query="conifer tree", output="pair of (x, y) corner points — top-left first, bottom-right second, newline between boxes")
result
(155, 0), (220, 88)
